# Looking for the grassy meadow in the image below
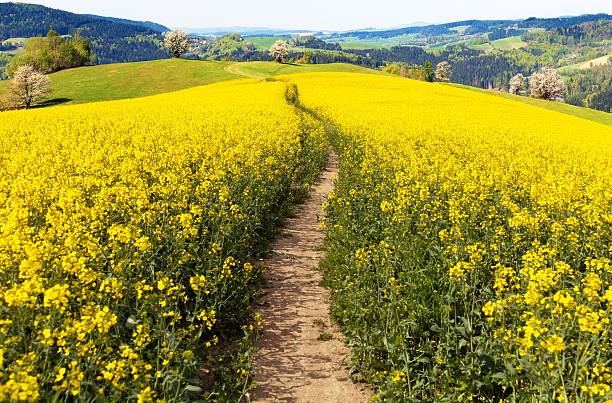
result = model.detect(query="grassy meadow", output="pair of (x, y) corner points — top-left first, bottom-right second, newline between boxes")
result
(557, 54), (611, 73)
(490, 35), (528, 50)
(0, 59), (239, 105)
(247, 35), (291, 50)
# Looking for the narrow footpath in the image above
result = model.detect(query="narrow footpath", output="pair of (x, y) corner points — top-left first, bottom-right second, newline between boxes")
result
(250, 151), (370, 402)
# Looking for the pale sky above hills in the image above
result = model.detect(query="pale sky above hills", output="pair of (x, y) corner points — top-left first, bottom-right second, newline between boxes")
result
(20, 0), (612, 31)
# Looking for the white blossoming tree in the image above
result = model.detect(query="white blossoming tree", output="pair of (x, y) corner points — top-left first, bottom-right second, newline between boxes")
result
(435, 61), (451, 82)
(5, 65), (51, 109)
(269, 40), (289, 63)
(509, 73), (526, 95)
(529, 67), (566, 101)
(163, 30), (190, 58)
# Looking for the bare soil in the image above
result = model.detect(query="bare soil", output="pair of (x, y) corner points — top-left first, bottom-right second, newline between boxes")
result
(250, 151), (371, 402)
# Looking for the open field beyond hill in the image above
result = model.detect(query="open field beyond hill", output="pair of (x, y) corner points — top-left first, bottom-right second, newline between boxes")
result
(557, 54), (612, 74)
(247, 35), (291, 50)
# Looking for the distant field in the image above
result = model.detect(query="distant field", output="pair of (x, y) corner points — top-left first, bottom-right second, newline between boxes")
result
(0, 37), (26, 55)
(450, 83), (612, 127)
(449, 25), (470, 34)
(2, 37), (27, 46)
(247, 35), (290, 51)
(465, 36), (527, 53)
(0, 59), (239, 104)
(468, 41), (494, 52)
(557, 54), (611, 73)
(490, 36), (527, 50)
(426, 39), (471, 53)
(226, 61), (385, 78)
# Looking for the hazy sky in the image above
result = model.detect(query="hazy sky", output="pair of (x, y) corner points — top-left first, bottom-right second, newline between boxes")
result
(20, 0), (612, 30)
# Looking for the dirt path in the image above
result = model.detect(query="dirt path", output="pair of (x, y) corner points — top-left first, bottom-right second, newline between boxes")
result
(224, 63), (266, 79)
(251, 150), (370, 403)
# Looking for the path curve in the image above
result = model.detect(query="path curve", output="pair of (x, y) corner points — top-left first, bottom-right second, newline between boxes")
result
(224, 63), (265, 79)
(250, 150), (370, 402)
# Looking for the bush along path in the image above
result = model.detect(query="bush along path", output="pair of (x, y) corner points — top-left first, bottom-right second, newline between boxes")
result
(249, 148), (371, 402)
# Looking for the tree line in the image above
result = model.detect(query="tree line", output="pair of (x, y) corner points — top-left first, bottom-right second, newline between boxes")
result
(6, 30), (94, 76)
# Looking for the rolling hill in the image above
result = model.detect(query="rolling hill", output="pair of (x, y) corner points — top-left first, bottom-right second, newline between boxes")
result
(330, 14), (612, 41)
(1, 60), (609, 127)
(0, 59), (237, 104)
(0, 60), (385, 105)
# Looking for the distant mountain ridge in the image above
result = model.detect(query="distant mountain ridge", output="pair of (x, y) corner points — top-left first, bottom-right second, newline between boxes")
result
(182, 26), (317, 37)
(330, 13), (612, 39)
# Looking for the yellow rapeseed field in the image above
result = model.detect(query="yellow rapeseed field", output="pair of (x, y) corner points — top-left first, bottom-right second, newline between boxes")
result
(289, 73), (612, 401)
(1, 69), (611, 401)
(0, 79), (327, 401)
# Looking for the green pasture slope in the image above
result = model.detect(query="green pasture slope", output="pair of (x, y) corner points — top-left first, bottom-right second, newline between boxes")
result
(490, 35), (528, 50)
(557, 54), (611, 74)
(247, 36), (291, 51)
(0, 59), (238, 105)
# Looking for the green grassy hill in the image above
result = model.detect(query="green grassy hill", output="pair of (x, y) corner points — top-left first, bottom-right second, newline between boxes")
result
(0, 59), (239, 105)
(46, 59), (239, 104)
(490, 36), (528, 51)
(248, 36), (291, 51)
(0, 60), (384, 105)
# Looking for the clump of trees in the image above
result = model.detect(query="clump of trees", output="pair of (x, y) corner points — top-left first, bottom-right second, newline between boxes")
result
(190, 33), (256, 60)
(507, 68), (567, 102)
(163, 30), (190, 58)
(7, 30), (94, 76)
(297, 50), (313, 64)
(289, 35), (341, 51)
(1, 65), (51, 109)
(509, 73), (526, 95)
(529, 67), (566, 101)
(383, 60), (448, 83)
(270, 40), (289, 63)
(435, 61), (451, 82)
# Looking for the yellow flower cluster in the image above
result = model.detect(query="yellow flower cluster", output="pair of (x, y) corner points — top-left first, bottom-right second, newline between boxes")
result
(291, 73), (612, 400)
(0, 79), (327, 400)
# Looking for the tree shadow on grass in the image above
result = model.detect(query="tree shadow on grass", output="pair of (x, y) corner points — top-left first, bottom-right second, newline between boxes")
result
(34, 98), (72, 108)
